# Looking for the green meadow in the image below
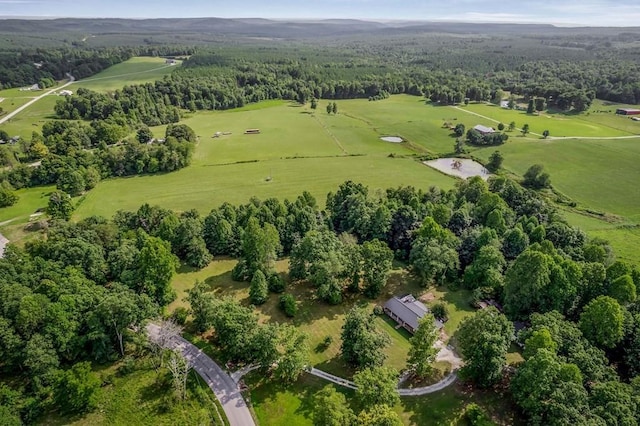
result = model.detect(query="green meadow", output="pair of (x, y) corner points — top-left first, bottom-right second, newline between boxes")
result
(458, 102), (636, 138)
(0, 58), (638, 264)
(73, 56), (180, 92)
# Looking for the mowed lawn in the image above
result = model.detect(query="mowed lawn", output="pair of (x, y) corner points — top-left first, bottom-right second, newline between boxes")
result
(458, 102), (634, 137)
(73, 56), (179, 92)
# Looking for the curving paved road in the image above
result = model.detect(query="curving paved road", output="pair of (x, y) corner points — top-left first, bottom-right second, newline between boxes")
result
(147, 324), (255, 426)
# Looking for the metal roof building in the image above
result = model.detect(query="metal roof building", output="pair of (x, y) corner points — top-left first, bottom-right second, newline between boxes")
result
(383, 294), (443, 334)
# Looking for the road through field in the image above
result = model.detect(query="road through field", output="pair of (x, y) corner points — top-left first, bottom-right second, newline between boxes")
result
(450, 105), (640, 140)
(0, 75), (74, 126)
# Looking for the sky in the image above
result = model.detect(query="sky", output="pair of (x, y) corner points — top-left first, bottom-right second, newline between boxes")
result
(1, 0), (640, 26)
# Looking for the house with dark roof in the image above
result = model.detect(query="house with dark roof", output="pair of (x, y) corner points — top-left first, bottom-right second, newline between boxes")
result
(383, 294), (443, 334)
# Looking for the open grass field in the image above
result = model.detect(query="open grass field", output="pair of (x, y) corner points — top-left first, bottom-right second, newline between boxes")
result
(0, 95), (60, 139)
(73, 57), (180, 92)
(0, 185), (55, 225)
(38, 359), (226, 426)
(470, 136), (640, 221)
(74, 155), (456, 219)
(458, 103), (635, 138)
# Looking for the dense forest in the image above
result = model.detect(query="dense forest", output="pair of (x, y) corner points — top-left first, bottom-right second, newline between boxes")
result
(1, 173), (639, 424)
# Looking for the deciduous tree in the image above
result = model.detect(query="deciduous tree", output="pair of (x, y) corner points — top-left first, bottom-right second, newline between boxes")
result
(353, 366), (399, 408)
(341, 306), (390, 368)
(407, 314), (439, 377)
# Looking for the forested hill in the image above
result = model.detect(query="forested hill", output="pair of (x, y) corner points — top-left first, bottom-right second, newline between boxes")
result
(0, 17), (633, 39)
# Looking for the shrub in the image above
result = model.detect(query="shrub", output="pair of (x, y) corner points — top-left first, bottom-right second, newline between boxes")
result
(0, 188), (18, 207)
(268, 273), (286, 293)
(172, 307), (188, 325)
(431, 302), (449, 321)
(279, 293), (297, 317)
(373, 305), (384, 315)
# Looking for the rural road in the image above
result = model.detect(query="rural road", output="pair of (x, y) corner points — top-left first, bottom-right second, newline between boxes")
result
(450, 105), (640, 140)
(146, 324), (255, 426)
(0, 75), (74, 126)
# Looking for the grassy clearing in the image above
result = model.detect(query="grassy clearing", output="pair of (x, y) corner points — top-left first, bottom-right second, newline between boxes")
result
(457, 102), (633, 137)
(471, 137), (640, 221)
(0, 95), (61, 139)
(38, 360), (225, 426)
(73, 57), (179, 92)
(74, 155), (455, 219)
(170, 258), (474, 378)
(246, 374), (519, 426)
(0, 185), (55, 224)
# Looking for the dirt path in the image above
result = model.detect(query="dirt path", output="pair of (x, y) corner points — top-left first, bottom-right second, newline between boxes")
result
(450, 105), (640, 140)
(312, 113), (348, 154)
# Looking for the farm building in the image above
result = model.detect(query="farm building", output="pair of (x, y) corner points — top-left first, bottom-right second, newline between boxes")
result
(165, 59), (177, 65)
(383, 294), (443, 334)
(244, 129), (261, 134)
(616, 108), (640, 115)
(59, 90), (73, 96)
(473, 124), (495, 135)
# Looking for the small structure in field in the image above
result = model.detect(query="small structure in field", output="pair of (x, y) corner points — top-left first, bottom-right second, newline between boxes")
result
(380, 136), (404, 143)
(616, 108), (640, 115)
(59, 90), (73, 96)
(473, 124), (495, 135)
(632, 117), (640, 121)
(165, 59), (177, 65)
(384, 294), (443, 334)
(244, 129), (261, 135)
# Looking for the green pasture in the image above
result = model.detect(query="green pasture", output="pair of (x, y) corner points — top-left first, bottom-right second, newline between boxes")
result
(0, 95), (60, 139)
(0, 185), (55, 225)
(471, 137), (640, 221)
(337, 96), (482, 154)
(0, 96), (33, 117)
(458, 103), (634, 137)
(73, 56), (180, 92)
(74, 155), (455, 219)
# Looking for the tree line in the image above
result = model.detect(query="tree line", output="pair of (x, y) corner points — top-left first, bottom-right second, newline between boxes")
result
(0, 123), (196, 201)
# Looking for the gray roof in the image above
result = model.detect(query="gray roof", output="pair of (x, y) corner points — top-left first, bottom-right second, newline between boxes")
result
(473, 124), (495, 134)
(384, 294), (443, 331)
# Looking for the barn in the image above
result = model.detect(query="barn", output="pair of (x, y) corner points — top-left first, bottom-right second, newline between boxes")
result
(616, 108), (640, 115)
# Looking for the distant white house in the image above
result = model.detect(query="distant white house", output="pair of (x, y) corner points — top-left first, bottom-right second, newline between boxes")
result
(33, 62), (44, 69)
(500, 100), (510, 109)
(20, 84), (40, 92)
(473, 124), (495, 135)
(59, 90), (73, 96)
(165, 59), (177, 65)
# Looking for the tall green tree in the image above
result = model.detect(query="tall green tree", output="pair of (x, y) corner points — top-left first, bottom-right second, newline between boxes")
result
(361, 239), (393, 298)
(456, 307), (514, 387)
(47, 190), (74, 220)
(407, 314), (439, 378)
(353, 366), (399, 408)
(579, 296), (625, 349)
(136, 233), (179, 305)
(357, 405), (403, 426)
(53, 361), (100, 414)
(249, 270), (269, 305)
(341, 306), (391, 368)
(312, 385), (355, 426)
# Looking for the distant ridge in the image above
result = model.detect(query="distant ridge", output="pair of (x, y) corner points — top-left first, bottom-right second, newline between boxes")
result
(0, 17), (638, 39)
